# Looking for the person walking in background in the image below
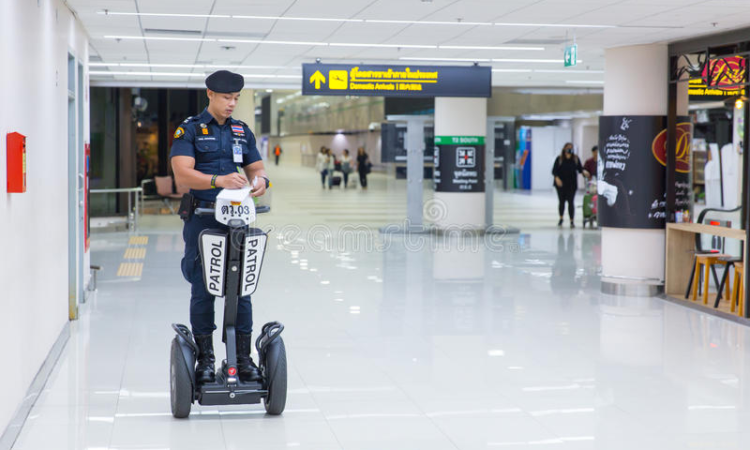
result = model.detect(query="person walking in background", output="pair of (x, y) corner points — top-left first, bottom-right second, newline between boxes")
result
(326, 148), (336, 189)
(316, 146), (329, 188)
(273, 143), (282, 166)
(356, 147), (370, 190)
(583, 145), (597, 180)
(341, 149), (352, 189)
(552, 143), (584, 228)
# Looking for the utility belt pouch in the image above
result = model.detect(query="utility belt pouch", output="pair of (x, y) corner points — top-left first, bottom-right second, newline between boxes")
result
(178, 193), (195, 221)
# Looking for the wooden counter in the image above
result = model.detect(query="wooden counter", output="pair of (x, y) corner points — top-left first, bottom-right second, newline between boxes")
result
(665, 223), (746, 301)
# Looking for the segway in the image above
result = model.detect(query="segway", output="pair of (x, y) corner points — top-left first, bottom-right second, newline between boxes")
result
(170, 187), (287, 418)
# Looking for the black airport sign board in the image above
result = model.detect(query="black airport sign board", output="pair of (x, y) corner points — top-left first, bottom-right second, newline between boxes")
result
(302, 63), (492, 98)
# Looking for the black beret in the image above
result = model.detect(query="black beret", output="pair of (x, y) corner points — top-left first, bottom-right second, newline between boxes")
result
(205, 70), (244, 93)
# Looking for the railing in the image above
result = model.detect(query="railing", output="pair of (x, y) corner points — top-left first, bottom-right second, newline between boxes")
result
(90, 187), (143, 232)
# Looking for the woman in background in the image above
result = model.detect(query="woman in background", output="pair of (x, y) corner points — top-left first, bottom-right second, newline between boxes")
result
(356, 147), (370, 190)
(552, 143), (584, 228)
(341, 149), (352, 189)
(316, 146), (329, 188)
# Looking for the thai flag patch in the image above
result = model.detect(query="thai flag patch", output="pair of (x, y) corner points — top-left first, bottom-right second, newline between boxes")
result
(231, 125), (244, 135)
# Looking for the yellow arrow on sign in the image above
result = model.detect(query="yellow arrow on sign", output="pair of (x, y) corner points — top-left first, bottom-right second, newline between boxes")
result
(309, 70), (326, 89)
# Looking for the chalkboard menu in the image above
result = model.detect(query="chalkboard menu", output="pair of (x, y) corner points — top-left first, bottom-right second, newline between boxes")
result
(598, 116), (692, 229)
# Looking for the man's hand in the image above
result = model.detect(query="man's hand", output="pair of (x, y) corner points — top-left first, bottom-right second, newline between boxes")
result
(217, 172), (247, 189)
(250, 176), (267, 197)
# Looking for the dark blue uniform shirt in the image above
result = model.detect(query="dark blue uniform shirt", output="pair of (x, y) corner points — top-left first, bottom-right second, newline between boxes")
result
(170, 108), (262, 202)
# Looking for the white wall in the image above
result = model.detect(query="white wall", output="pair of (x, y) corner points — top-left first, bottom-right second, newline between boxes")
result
(0, 0), (89, 434)
(531, 126), (572, 191)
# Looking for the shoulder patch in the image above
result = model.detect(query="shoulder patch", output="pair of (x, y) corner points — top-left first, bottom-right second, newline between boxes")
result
(174, 127), (185, 139)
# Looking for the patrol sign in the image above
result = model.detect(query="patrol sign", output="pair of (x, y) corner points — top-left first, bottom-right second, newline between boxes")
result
(302, 63), (491, 98)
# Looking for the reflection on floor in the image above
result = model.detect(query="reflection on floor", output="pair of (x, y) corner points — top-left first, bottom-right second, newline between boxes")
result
(12, 165), (750, 450)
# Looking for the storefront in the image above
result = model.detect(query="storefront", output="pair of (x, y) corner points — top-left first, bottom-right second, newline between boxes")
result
(665, 28), (750, 320)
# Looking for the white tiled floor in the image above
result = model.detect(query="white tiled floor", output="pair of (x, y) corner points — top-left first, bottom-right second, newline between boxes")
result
(13, 164), (750, 449)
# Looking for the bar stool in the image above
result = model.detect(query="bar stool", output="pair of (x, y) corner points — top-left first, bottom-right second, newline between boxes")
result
(713, 256), (742, 308)
(687, 254), (730, 305)
(684, 209), (741, 306)
(732, 262), (745, 316)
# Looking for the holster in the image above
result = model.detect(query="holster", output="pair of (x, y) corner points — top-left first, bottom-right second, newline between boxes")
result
(178, 193), (195, 221)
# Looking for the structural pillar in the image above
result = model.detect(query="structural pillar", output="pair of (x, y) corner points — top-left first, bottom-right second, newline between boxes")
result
(234, 88), (255, 129)
(434, 97), (487, 230)
(600, 44), (687, 295)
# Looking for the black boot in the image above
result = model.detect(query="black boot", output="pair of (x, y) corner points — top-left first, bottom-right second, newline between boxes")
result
(194, 334), (216, 384)
(237, 333), (262, 382)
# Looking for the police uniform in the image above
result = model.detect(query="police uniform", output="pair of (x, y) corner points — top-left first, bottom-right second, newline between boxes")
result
(170, 70), (264, 382)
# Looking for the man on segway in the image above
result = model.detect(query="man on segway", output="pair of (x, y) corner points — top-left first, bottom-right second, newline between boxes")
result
(170, 70), (270, 385)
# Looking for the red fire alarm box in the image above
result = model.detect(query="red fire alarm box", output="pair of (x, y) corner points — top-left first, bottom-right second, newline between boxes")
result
(7, 132), (27, 193)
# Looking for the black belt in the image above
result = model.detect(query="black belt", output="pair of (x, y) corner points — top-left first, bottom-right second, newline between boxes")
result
(194, 200), (215, 210)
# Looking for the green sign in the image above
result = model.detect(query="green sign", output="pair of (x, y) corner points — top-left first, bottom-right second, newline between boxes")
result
(434, 136), (485, 145)
(564, 44), (578, 67)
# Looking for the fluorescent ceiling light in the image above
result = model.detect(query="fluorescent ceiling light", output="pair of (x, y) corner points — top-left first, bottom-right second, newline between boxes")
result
(234, 15), (363, 23)
(534, 69), (604, 74)
(104, 35), (535, 52)
(90, 62), (300, 70)
(99, 11), (230, 19)
(495, 22), (614, 28)
(439, 45), (544, 51)
(106, 35), (213, 42)
(492, 69), (604, 74)
(364, 19), (490, 26)
(565, 80), (604, 84)
(400, 57), (491, 62)
(218, 38), (328, 46)
(90, 71), (205, 77)
(90, 71), (300, 79)
(492, 58), (583, 63)
(97, 11), (621, 29)
(330, 43), (436, 49)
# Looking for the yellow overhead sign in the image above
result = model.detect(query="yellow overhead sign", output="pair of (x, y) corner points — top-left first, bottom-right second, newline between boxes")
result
(302, 63), (491, 98)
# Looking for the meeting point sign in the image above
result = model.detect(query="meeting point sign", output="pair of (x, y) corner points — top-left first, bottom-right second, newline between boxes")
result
(302, 63), (491, 98)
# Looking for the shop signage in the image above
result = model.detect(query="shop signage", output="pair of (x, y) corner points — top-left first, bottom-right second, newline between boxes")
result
(434, 136), (485, 192)
(564, 44), (578, 68)
(598, 116), (692, 229)
(689, 56), (746, 99)
(302, 64), (491, 98)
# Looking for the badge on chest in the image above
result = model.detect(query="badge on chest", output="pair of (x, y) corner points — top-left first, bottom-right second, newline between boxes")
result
(232, 138), (243, 163)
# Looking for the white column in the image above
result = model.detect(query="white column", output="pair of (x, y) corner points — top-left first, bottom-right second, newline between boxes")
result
(601, 44), (687, 290)
(234, 88), (255, 129)
(434, 97), (487, 229)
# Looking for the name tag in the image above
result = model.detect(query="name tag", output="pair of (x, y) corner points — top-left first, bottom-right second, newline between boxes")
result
(233, 144), (243, 163)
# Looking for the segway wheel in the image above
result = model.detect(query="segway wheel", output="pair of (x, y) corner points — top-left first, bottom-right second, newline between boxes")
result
(170, 338), (193, 418)
(263, 339), (287, 415)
